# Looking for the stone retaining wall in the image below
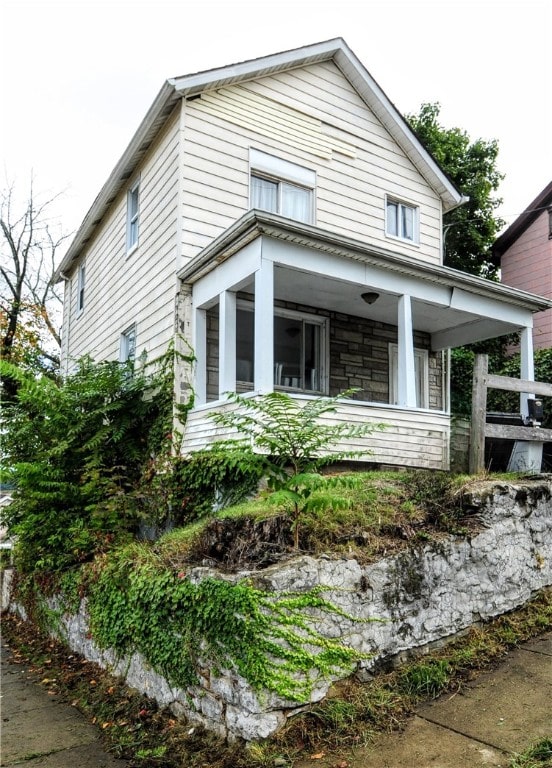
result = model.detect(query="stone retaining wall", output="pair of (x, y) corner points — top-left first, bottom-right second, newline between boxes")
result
(5, 479), (552, 741)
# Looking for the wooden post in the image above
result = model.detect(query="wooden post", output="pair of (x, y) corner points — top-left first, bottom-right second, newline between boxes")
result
(469, 354), (488, 474)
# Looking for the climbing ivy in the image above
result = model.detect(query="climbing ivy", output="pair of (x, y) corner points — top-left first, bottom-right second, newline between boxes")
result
(85, 546), (370, 702)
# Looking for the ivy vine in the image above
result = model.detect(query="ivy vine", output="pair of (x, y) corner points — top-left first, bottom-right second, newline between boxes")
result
(85, 547), (370, 702)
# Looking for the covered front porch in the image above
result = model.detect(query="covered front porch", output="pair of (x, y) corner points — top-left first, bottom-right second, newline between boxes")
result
(177, 212), (545, 470)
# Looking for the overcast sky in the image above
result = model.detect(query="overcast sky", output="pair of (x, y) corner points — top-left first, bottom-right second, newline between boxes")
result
(1, 0), (550, 246)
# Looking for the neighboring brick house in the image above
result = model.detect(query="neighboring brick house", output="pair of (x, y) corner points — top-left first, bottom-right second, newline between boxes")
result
(493, 181), (552, 350)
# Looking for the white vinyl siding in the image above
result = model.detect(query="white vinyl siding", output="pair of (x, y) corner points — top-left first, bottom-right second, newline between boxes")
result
(63, 111), (180, 365)
(180, 61), (442, 267)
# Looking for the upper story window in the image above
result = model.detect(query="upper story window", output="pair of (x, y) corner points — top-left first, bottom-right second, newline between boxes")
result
(126, 180), (140, 253)
(120, 324), (136, 363)
(385, 197), (419, 244)
(77, 262), (86, 314)
(249, 149), (315, 225)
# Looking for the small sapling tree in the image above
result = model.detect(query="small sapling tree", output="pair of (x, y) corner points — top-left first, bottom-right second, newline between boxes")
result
(210, 391), (386, 547)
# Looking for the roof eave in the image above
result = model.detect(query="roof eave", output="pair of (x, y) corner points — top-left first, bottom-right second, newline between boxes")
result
(54, 81), (179, 281)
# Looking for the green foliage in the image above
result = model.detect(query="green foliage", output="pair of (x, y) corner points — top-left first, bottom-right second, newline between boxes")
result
(86, 545), (370, 703)
(1, 354), (175, 573)
(510, 739), (552, 768)
(407, 102), (504, 279)
(398, 659), (451, 699)
(209, 390), (386, 546)
(450, 336), (517, 417)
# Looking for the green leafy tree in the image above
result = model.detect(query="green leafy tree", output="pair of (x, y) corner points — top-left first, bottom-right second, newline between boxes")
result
(406, 103), (504, 279)
(210, 390), (385, 547)
(1, 356), (173, 573)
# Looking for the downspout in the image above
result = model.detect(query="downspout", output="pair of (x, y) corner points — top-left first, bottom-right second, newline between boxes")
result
(58, 272), (71, 377)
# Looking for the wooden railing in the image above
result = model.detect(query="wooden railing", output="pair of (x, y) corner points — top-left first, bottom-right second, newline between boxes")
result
(469, 354), (552, 473)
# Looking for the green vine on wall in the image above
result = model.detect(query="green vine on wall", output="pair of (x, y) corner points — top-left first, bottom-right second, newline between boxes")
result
(85, 546), (371, 703)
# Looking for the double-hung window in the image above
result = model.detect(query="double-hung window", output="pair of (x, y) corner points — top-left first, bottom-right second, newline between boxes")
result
(386, 197), (418, 243)
(250, 149), (314, 224)
(77, 262), (86, 314)
(236, 302), (327, 393)
(120, 324), (137, 364)
(126, 180), (140, 253)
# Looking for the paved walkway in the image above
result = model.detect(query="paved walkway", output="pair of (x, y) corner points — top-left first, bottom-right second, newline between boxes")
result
(0, 641), (127, 767)
(2, 633), (551, 767)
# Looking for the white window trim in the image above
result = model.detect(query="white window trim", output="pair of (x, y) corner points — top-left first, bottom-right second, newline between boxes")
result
(388, 343), (429, 408)
(126, 179), (140, 255)
(237, 299), (329, 394)
(384, 195), (420, 245)
(76, 262), (86, 315)
(120, 323), (137, 363)
(249, 148), (316, 224)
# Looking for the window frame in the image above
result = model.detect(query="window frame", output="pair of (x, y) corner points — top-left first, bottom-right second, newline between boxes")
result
(77, 262), (86, 315)
(249, 148), (315, 225)
(236, 300), (329, 394)
(388, 343), (429, 408)
(120, 323), (137, 364)
(126, 179), (140, 254)
(385, 195), (420, 245)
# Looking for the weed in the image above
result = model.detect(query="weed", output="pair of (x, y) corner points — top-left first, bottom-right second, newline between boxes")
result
(510, 738), (552, 768)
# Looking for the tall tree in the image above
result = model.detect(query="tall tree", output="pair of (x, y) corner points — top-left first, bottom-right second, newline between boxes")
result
(1, 178), (70, 375)
(407, 103), (504, 279)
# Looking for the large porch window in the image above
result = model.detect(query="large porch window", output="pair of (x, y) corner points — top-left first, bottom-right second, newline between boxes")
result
(236, 302), (327, 393)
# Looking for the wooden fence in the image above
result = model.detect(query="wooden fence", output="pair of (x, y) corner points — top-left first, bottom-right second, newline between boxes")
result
(469, 354), (552, 473)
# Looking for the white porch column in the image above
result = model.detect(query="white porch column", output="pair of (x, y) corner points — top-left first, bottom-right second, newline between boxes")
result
(397, 294), (417, 407)
(219, 290), (236, 398)
(520, 326), (535, 418)
(193, 307), (207, 405)
(254, 259), (274, 393)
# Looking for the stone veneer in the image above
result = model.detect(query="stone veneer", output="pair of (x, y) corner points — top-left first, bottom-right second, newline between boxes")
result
(206, 297), (443, 409)
(5, 479), (551, 742)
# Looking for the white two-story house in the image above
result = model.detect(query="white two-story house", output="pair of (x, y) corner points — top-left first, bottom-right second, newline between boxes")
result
(55, 39), (551, 471)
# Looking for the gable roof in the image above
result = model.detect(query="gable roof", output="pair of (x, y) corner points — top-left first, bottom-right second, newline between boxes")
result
(492, 180), (552, 261)
(56, 38), (466, 279)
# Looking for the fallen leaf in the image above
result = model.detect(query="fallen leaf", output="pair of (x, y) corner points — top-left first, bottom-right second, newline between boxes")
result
(310, 753), (325, 760)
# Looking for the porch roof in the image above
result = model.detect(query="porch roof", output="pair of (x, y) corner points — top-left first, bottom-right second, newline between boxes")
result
(178, 210), (551, 314)
(178, 212), (552, 352)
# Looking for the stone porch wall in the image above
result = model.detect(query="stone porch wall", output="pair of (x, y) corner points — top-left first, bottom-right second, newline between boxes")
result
(4, 479), (551, 741)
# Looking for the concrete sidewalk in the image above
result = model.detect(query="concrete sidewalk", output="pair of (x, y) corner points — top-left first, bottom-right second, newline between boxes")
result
(0, 641), (128, 767)
(1, 633), (551, 768)
(299, 632), (552, 768)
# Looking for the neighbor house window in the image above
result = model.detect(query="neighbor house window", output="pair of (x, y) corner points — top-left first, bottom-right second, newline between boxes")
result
(385, 197), (418, 243)
(77, 263), (86, 314)
(126, 180), (140, 252)
(120, 324), (136, 363)
(389, 344), (428, 408)
(236, 302), (327, 393)
(250, 149), (315, 224)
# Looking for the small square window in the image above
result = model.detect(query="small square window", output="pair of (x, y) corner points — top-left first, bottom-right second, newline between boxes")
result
(386, 198), (418, 243)
(77, 263), (86, 314)
(120, 324), (136, 363)
(126, 181), (140, 253)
